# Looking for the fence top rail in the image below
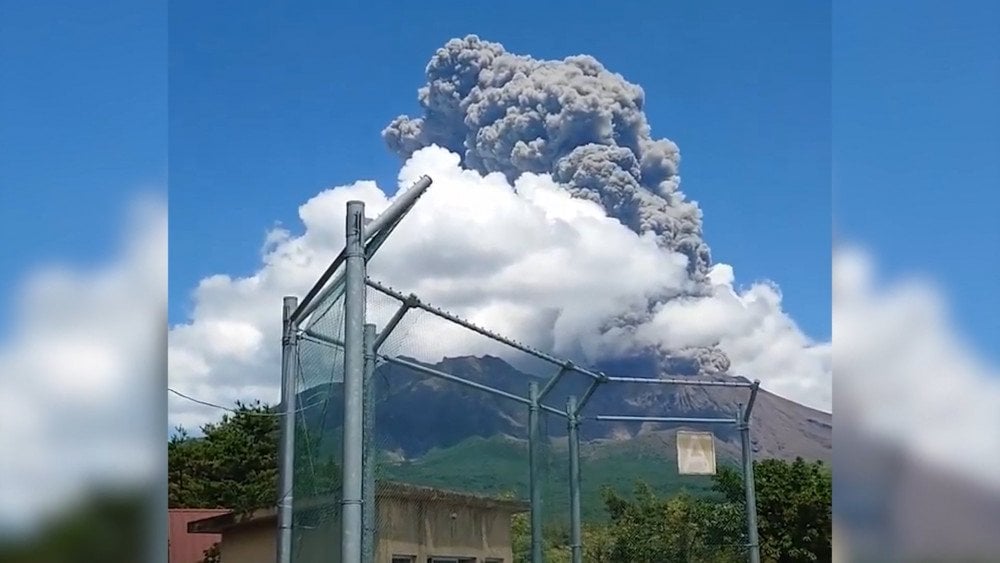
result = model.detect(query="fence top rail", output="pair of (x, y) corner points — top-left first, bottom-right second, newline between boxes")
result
(604, 375), (754, 388)
(376, 353), (567, 418)
(291, 175), (433, 327)
(365, 277), (606, 381)
(590, 415), (739, 424)
(301, 318), (764, 421)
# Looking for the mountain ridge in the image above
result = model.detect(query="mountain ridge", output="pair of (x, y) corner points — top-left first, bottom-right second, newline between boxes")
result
(297, 353), (831, 464)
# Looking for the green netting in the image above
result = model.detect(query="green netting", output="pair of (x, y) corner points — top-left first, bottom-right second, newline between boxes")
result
(290, 273), (756, 562)
(369, 302), (527, 560)
(290, 290), (346, 563)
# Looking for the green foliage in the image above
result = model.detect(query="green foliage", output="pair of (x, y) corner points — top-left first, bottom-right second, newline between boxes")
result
(382, 433), (719, 526)
(168, 400), (281, 512)
(168, 405), (829, 563)
(510, 457), (830, 563)
(600, 483), (743, 563)
(168, 400), (340, 513)
(199, 541), (221, 563)
(510, 513), (573, 563)
(715, 457), (832, 563)
(0, 489), (149, 563)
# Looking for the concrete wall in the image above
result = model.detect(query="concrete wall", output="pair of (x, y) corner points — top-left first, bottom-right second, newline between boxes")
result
(219, 520), (274, 563)
(217, 498), (518, 562)
(376, 497), (515, 562)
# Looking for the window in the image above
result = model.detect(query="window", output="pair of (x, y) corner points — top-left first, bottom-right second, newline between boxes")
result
(485, 559), (504, 563)
(392, 557), (415, 563)
(427, 558), (475, 563)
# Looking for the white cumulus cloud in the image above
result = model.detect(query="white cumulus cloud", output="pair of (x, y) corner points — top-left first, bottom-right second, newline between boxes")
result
(168, 146), (831, 431)
(0, 195), (165, 533)
(833, 245), (1000, 490)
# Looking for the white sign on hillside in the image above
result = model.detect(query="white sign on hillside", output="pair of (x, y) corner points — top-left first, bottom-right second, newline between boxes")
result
(676, 431), (717, 475)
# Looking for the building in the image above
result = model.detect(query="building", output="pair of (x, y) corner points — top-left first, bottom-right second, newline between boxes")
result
(169, 508), (229, 563)
(188, 482), (528, 563)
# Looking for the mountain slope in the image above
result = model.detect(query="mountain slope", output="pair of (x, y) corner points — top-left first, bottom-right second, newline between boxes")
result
(298, 354), (831, 463)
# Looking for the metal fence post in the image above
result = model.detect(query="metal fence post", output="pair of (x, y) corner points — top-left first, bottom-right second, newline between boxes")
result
(342, 201), (366, 563)
(739, 404), (761, 563)
(362, 324), (376, 562)
(567, 395), (582, 563)
(528, 381), (543, 563)
(277, 296), (299, 563)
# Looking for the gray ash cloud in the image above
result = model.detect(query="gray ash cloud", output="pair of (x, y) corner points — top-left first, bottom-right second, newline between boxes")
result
(384, 35), (710, 279)
(384, 35), (728, 376)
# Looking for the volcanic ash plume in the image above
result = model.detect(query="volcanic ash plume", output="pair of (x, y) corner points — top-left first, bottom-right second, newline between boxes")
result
(384, 35), (711, 280)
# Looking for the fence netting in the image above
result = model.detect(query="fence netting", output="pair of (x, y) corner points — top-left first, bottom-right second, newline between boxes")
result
(291, 274), (753, 562)
(369, 284), (545, 562)
(291, 289), (347, 563)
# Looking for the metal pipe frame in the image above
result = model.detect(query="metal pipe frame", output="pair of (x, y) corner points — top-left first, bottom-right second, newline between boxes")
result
(573, 379), (603, 417)
(289, 246), (346, 327)
(291, 175), (432, 326)
(290, 193), (760, 563)
(276, 296), (299, 563)
(743, 379), (760, 422)
(591, 415), (739, 424)
(738, 404), (761, 563)
(373, 301), (413, 352)
(362, 175), (432, 244)
(604, 375), (753, 388)
(285, 182), (768, 563)
(377, 354), (565, 418)
(308, 307), (762, 562)
(361, 324), (376, 563)
(340, 201), (366, 563)
(528, 382), (543, 563)
(536, 366), (567, 404)
(307, 324), (569, 418)
(567, 395), (583, 563)
(366, 277), (606, 382)
(300, 328), (344, 349)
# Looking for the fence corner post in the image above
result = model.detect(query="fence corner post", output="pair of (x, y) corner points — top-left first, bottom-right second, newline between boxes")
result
(738, 403), (761, 563)
(567, 395), (582, 563)
(341, 200), (366, 563)
(528, 381), (543, 563)
(277, 296), (299, 563)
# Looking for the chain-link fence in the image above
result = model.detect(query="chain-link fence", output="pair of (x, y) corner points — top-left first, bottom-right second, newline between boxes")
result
(289, 290), (347, 562)
(281, 192), (762, 563)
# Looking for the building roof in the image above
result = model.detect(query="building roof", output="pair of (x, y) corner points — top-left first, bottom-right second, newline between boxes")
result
(188, 482), (529, 534)
(169, 508), (229, 563)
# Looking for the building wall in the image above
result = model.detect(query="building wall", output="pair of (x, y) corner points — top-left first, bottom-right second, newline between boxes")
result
(216, 498), (518, 563)
(219, 521), (274, 563)
(376, 497), (515, 562)
(294, 514), (342, 563)
(169, 509), (227, 563)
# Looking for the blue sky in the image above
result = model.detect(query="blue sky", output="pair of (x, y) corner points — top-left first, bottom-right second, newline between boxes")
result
(168, 0), (833, 341)
(4, 1), (996, 363)
(0, 1), (166, 334)
(833, 0), (1000, 362)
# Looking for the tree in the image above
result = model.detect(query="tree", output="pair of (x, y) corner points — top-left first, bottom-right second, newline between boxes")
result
(168, 400), (340, 513)
(199, 542), (221, 563)
(509, 513), (573, 563)
(714, 457), (832, 562)
(169, 400), (281, 512)
(600, 482), (742, 563)
(580, 522), (614, 563)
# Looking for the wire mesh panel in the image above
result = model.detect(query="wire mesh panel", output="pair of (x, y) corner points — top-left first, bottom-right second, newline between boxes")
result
(565, 378), (751, 562)
(368, 285), (550, 563)
(290, 291), (347, 563)
(287, 267), (760, 562)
